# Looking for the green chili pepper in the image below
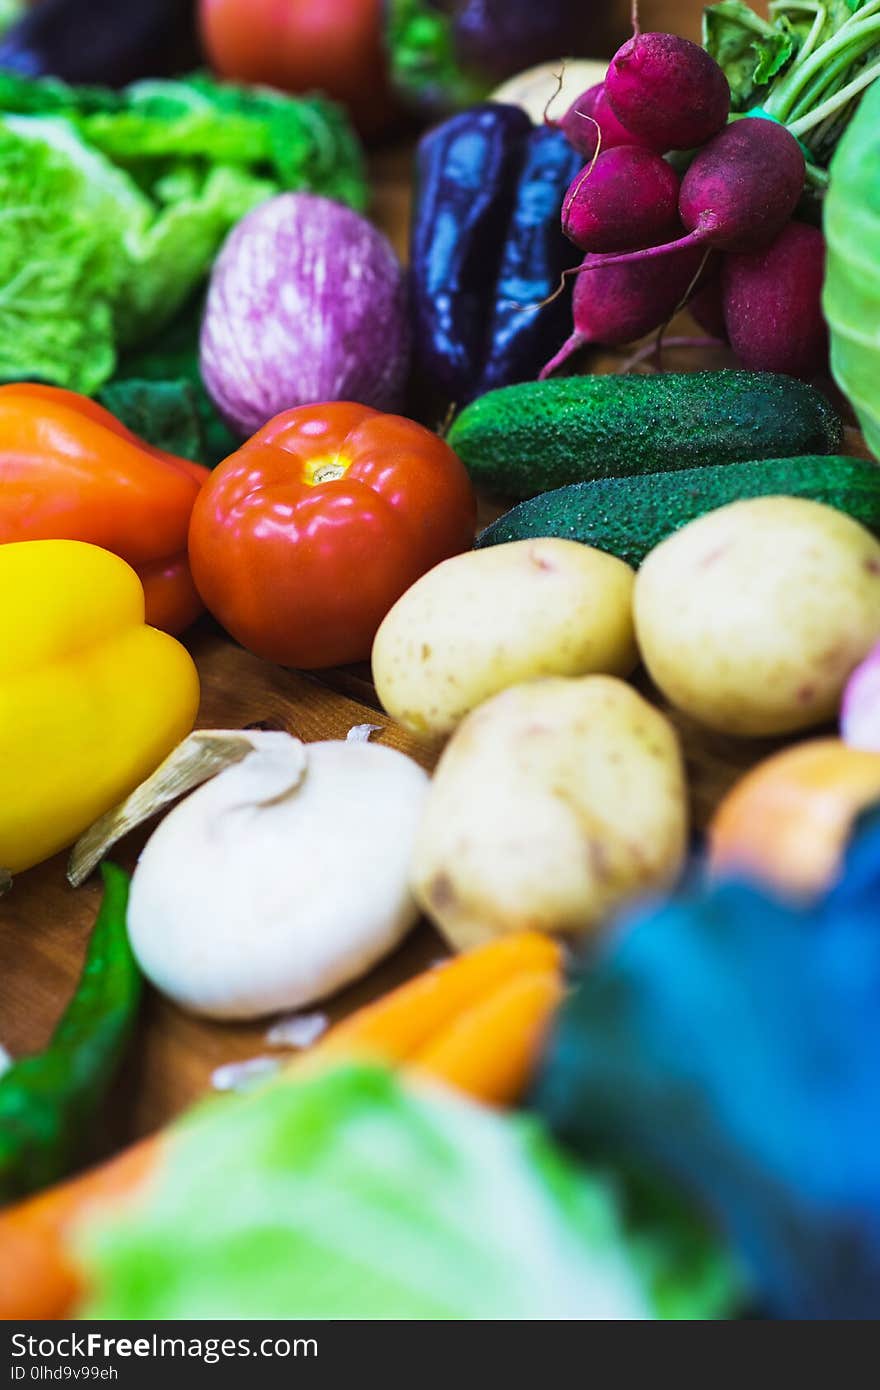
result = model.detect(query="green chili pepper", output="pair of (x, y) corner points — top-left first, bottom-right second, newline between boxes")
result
(0, 863), (141, 1203)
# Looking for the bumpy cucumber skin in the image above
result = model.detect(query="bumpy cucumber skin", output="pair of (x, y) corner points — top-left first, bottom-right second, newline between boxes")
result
(476, 456), (880, 567)
(448, 371), (843, 498)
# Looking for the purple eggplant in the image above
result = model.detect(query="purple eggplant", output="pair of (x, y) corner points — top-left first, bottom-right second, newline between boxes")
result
(453, 0), (596, 80)
(385, 0), (625, 116)
(0, 0), (198, 87)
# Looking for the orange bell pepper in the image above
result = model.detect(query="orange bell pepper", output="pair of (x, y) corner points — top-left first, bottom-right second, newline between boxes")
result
(0, 384), (210, 635)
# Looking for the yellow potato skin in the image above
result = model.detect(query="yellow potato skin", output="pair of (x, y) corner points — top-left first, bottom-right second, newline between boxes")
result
(634, 497), (880, 738)
(410, 675), (688, 950)
(372, 539), (637, 738)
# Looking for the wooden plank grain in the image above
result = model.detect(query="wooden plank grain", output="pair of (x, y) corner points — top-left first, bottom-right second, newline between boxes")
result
(190, 625), (439, 770)
(0, 621), (445, 1147)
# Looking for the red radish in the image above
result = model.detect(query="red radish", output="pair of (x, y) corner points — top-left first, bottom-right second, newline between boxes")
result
(605, 32), (730, 152)
(579, 119), (807, 270)
(556, 83), (601, 158)
(539, 243), (707, 378)
(561, 146), (680, 253)
(594, 84), (656, 149)
(722, 221), (827, 377)
(557, 83), (656, 158)
(688, 259), (727, 340)
(678, 120), (805, 252)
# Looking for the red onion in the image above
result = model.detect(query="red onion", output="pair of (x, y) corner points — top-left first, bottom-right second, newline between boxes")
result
(200, 193), (411, 438)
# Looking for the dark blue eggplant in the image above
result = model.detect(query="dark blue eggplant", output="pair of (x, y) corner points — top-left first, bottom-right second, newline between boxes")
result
(0, 0), (198, 87)
(478, 125), (583, 396)
(409, 103), (581, 415)
(410, 103), (530, 408)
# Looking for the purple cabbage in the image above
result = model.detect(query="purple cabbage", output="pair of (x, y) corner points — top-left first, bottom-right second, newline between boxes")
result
(200, 193), (410, 439)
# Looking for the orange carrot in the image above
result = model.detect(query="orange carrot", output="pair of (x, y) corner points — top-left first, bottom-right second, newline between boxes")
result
(316, 931), (562, 1066)
(0, 931), (564, 1320)
(410, 967), (565, 1106)
(0, 1140), (155, 1320)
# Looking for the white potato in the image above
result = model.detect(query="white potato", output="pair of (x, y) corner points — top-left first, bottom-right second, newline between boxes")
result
(490, 59), (608, 124)
(635, 497), (880, 737)
(372, 538), (637, 737)
(410, 675), (688, 950)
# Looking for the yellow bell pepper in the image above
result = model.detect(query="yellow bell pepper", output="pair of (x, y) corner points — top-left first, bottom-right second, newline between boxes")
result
(0, 540), (200, 877)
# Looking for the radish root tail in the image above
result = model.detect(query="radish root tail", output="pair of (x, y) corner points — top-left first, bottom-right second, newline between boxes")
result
(581, 224), (708, 271)
(514, 261), (587, 314)
(675, 245), (713, 317)
(542, 64), (567, 126)
(561, 127), (603, 228)
(617, 334), (726, 374)
(539, 332), (586, 380)
(617, 246), (715, 375)
(438, 399), (457, 439)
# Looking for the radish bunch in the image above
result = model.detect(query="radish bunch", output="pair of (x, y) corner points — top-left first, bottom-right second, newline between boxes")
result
(544, 31), (827, 379)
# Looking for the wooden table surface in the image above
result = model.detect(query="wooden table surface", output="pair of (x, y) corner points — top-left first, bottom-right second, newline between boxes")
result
(0, 0), (865, 1163)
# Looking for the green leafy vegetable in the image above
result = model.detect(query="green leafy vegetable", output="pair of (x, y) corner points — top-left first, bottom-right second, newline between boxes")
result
(752, 28), (796, 85)
(824, 73), (880, 459)
(0, 73), (367, 396)
(75, 1064), (738, 1320)
(703, 0), (795, 109)
(115, 297), (239, 467)
(0, 119), (138, 391)
(96, 379), (204, 462)
(704, 0), (880, 170)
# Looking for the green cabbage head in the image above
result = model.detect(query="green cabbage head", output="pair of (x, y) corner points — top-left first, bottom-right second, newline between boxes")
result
(824, 77), (880, 461)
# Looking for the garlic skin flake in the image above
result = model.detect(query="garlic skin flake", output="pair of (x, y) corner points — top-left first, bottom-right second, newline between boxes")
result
(211, 1056), (283, 1092)
(346, 723), (382, 743)
(265, 1012), (328, 1049)
(127, 737), (430, 1020)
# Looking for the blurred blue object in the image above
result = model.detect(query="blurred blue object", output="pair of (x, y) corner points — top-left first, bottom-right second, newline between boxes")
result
(535, 818), (880, 1319)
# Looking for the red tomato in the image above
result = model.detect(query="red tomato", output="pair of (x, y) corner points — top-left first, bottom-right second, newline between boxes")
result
(189, 402), (477, 669)
(199, 0), (394, 137)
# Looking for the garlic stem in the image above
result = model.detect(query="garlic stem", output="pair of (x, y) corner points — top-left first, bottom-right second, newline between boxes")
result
(68, 730), (301, 888)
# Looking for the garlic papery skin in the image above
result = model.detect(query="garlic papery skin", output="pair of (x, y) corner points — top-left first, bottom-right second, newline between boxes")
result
(127, 737), (430, 1020)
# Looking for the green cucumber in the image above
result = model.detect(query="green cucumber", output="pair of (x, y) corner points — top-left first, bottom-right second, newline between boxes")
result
(476, 455), (880, 567)
(447, 371), (843, 498)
